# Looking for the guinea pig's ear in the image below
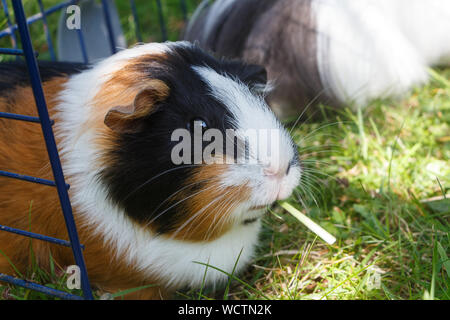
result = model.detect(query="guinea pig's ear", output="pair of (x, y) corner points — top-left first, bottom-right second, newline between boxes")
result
(104, 80), (169, 133)
(241, 64), (270, 95)
(243, 64), (268, 86)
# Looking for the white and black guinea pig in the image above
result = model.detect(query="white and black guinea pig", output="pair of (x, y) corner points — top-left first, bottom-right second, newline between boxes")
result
(0, 42), (301, 299)
(184, 0), (450, 118)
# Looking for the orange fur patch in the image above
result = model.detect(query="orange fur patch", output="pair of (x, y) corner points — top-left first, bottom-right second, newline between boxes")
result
(103, 81), (169, 133)
(87, 53), (171, 168)
(87, 53), (169, 132)
(0, 78), (165, 299)
(164, 163), (251, 242)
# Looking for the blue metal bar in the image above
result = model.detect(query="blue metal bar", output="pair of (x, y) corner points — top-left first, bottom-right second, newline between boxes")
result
(37, 0), (56, 60)
(1, 0), (18, 56)
(0, 111), (49, 123)
(75, 28), (89, 63)
(0, 224), (84, 249)
(1, 0), (19, 60)
(155, 0), (168, 41)
(0, 170), (67, 188)
(0, 48), (24, 55)
(11, 0), (93, 300)
(0, 274), (84, 300)
(101, 0), (117, 54)
(179, 0), (188, 22)
(0, 48), (39, 57)
(66, 0), (88, 63)
(0, 0), (80, 39)
(129, 0), (142, 42)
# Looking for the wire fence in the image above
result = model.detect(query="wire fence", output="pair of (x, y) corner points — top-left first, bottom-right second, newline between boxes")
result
(0, 0), (193, 300)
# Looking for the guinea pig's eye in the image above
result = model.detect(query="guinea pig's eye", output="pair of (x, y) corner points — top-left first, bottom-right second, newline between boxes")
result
(187, 118), (208, 132)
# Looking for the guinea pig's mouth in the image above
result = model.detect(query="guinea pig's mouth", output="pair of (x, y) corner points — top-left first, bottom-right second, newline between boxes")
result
(249, 204), (269, 211)
(243, 217), (259, 225)
(241, 204), (271, 225)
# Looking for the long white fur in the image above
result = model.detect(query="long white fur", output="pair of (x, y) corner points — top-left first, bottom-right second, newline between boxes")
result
(54, 42), (297, 289)
(315, 0), (450, 105)
(190, 0), (450, 106)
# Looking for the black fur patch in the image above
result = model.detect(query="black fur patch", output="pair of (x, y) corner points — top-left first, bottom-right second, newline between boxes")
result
(99, 43), (268, 234)
(184, 0), (277, 58)
(0, 60), (87, 94)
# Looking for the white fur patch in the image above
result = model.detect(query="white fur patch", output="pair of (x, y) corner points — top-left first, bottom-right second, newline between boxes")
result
(193, 66), (301, 208)
(314, 0), (450, 105)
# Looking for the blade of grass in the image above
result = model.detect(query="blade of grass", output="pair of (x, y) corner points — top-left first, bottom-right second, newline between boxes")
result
(436, 242), (450, 279)
(223, 248), (243, 300)
(192, 261), (270, 300)
(279, 202), (336, 245)
(110, 283), (159, 299)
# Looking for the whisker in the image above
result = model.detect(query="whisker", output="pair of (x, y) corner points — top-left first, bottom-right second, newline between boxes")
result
(123, 164), (204, 201)
(203, 188), (236, 236)
(297, 143), (341, 151)
(170, 192), (228, 240)
(202, 191), (238, 241)
(300, 159), (333, 167)
(293, 190), (311, 215)
(299, 150), (336, 161)
(185, 184), (244, 241)
(295, 186), (320, 211)
(188, 184), (246, 241)
(300, 168), (338, 182)
(297, 121), (351, 145)
(289, 87), (329, 134)
(143, 183), (218, 229)
(148, 177), (214, 219)
(205, 184), (249, 241)
(209, 194), (241, 241)
(298, 177), (325, 207)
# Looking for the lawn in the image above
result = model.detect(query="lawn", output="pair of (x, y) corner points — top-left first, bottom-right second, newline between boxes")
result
(0, 0), (449, 300)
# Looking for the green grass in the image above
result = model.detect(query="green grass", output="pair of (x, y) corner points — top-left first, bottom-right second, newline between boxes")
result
(215, 68), (450, 300)
(0, 0), (449, 300)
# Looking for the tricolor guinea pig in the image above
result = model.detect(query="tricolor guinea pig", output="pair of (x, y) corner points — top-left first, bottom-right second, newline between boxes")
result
(0, 42), (301, 299)
(184, 0), (450, 118)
